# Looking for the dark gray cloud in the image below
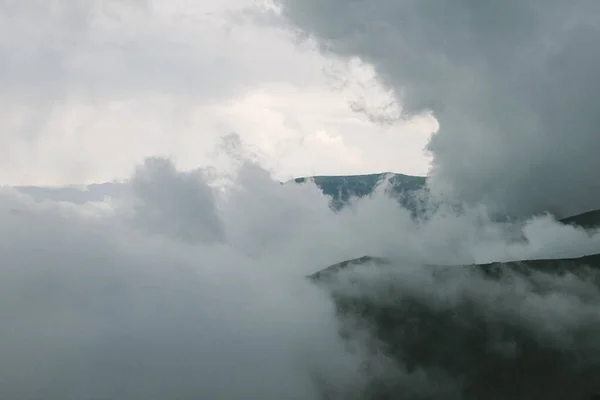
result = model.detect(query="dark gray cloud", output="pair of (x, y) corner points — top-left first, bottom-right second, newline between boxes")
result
(276, 0), (600, 217)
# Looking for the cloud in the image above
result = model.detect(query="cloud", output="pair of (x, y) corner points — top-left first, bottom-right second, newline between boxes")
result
(129, 157), (225, 243)
(324, 257), (600, 398)
(0, 0), (435, 186)
(6, 153), (600, 398)
(0, 158), (373, 399)
(275, 0), (600, 217)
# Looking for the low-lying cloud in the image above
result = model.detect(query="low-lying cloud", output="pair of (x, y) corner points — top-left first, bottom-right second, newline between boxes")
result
(4, 154), (600, 398)
(1, 158), (363, 399)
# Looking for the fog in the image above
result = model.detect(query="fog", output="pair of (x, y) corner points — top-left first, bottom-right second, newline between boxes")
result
(3, 151), (600, 398)
(2, 156), (364, 400)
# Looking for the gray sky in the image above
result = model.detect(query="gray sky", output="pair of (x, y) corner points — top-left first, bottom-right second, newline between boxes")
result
(276, 0), (600, 217)
(0, 0), (436, 186)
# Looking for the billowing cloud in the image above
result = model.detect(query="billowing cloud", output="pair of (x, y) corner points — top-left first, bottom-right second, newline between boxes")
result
(0, 0), (435, 186)
(4, 155), (600, 398)
(276, 0), (600, 217)
(129, 157), (225, 243)
(0, 158), (367, 399)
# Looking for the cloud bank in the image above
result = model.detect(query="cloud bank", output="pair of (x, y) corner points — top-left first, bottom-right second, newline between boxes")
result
(4, 151), (600, 398)
(0, 0), (435, 186)
(275, 0), (600, 217)
(0, 158), (367, 400)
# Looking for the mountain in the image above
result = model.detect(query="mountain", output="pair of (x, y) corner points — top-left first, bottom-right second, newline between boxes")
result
(307, 205), (600, 400)
(308, 206), (600, 399)
(309, 253), (600, 400)
(15, 182), (124, 204)
(295, 174), (600, 231)
(560, 209), (600, 230)
(292, 172), (427, 210)
(14, 173), (427, 208)
(15, 175), (600, 233)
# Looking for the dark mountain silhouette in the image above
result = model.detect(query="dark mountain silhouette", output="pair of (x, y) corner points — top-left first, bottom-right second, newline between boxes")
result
(310, 253), (600, 400)
(308, 206), (600, 399)
(560, 209), (600, 230)
(306, 205), (600, 400)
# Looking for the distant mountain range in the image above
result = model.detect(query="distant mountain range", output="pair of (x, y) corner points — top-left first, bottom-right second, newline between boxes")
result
(292, 172), (428, 212)
(14, 173), (600, 229)
(15, 182), (124, 204)
(13, 172), (428, 209)
(294, 174), (600, 227)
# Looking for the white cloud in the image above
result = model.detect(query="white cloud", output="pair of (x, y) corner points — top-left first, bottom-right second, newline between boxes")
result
(0, 0), (435, 186)
(0, 158), (369, 399)
(4, 156), (600, 398)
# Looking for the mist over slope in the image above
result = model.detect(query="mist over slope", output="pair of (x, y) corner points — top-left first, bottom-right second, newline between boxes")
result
(311, 254), (600, 399)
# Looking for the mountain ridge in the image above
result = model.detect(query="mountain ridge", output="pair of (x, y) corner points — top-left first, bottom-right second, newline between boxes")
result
(291, 172), (427, 210)
(309, 252), (600, 400)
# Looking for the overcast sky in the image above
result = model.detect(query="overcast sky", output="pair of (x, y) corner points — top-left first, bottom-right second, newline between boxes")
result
(0, 0), (436, 186)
